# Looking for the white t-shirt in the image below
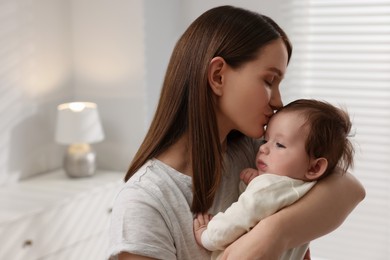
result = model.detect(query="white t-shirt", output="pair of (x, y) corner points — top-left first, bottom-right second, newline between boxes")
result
(107, 136), (258, 260)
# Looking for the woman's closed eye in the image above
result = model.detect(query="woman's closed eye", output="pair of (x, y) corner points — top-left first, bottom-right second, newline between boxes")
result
(264, 80), (273, 87)
(264, 75), (275, 87)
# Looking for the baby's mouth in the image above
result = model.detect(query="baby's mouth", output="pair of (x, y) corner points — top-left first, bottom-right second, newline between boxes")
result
(257, 159), (267, 171)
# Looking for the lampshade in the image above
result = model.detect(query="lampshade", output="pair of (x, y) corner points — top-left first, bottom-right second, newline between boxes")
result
(55, 102), (105, 144)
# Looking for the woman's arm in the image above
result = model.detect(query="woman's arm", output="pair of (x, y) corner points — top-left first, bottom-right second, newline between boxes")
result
(221, 171), (365, 260)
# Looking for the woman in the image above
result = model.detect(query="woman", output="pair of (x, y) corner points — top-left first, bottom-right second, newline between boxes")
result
(108, 5), (365, 260)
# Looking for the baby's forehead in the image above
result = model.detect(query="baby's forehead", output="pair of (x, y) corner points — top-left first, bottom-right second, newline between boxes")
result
(272, 109), (305, 123)
(267, 110), (310, 136)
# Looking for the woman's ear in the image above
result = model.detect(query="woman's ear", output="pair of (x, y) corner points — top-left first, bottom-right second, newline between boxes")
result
(306, 157), (328, 180)
(208, 56), (226, 96)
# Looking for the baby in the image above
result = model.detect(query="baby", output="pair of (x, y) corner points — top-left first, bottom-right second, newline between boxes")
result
(194, 99), (354, 260)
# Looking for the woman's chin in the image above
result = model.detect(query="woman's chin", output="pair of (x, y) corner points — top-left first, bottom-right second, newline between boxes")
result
(249, 129), (265, 139)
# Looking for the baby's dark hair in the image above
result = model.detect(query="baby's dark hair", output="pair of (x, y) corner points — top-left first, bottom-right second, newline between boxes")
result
(278, 99), (354, 179)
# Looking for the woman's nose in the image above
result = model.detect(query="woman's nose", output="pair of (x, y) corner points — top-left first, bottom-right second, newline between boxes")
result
(270, 88), (283, 111)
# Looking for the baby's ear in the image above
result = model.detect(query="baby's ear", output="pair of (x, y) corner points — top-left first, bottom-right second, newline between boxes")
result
(306, 157), (328, 180)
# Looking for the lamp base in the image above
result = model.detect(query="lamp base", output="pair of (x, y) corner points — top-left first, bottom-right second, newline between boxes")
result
(64, 143), (96, 178)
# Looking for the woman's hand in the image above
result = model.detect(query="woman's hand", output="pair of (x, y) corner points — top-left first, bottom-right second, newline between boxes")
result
(221, 227), (312, 260)
(219, 216), (285, 260)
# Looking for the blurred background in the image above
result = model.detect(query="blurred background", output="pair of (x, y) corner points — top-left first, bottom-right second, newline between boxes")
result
(0, 0), (388, 259)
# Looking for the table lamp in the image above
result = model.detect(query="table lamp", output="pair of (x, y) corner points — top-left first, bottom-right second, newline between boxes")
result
(55, 102), (105, 178)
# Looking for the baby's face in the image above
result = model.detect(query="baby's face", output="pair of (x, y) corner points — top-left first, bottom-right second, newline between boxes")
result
(256, 111), (311, 180)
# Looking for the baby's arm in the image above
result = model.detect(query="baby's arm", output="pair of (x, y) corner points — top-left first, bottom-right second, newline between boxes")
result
(198, 175), (315, 252)
(193, 169), (260, 251)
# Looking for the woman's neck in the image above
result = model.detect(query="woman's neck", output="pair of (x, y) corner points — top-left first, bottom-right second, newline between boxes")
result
(155, 135), (192, 176)
(155, 131), (228, 176)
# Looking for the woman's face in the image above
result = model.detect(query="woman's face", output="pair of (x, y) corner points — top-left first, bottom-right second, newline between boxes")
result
(217, 38), (289, 139)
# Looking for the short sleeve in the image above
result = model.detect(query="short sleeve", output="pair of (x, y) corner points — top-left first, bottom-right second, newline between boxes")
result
(108, 186), (176, 260)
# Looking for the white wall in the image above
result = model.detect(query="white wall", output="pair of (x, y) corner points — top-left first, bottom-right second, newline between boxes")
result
(70, 0), (181, 171)
(69, 0), (147, 171)
(180, 0), (285, 29)
(0, 0), (185, 184)
(0, 0), (73, 185)
(144, 0), (182, 123)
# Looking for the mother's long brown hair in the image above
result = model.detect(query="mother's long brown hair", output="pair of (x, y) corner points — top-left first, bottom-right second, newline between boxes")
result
(125, 5), (292, 213)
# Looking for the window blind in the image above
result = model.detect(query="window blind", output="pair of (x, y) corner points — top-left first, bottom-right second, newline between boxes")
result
(280, 1), (390, 259)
